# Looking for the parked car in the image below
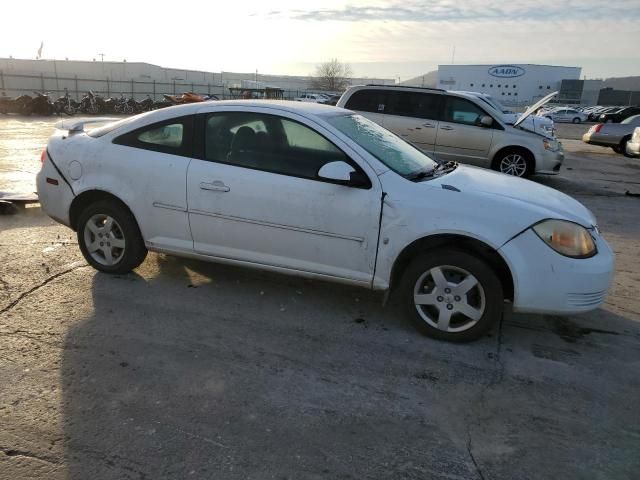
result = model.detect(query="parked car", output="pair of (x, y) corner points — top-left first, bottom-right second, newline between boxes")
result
(37, 101), (613, 342)
(582, 114), (640, 156)
(294, 93), (326, 103)
(455, 91), (554, 137)
(625, 127), (640, 157)
(320, 94), (342, 106)
(588, 106), (616, 121)
(598, 106), (640, 124)
(336, 85), (564, 177)
(542, 107), (589, 123)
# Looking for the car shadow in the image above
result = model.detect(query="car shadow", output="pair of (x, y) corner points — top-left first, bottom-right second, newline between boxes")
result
(59, 254), (640, 478)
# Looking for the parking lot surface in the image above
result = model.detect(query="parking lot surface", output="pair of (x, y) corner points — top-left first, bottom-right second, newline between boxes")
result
(1, 116), (639, 479)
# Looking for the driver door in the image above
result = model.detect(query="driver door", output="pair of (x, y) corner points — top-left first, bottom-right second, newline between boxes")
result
(186, 109), (382, 285)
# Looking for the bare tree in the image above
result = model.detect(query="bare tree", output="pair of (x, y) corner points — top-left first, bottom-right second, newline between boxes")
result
(310, 59), (353, 92)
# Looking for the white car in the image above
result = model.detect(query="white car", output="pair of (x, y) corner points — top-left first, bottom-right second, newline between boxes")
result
(37, 101), (614, 342)
(454, 91), (554, 137)
(541, 107), (589, 124)
(294, 93), (326, 103)
(626, 127), (640, 157)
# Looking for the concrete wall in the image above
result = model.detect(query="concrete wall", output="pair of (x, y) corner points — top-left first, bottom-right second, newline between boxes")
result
(0, 58), (394, 100)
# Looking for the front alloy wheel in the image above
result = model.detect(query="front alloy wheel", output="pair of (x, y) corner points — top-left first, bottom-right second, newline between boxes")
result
(413, 266), (485, 333)
(498, 152), (529, 177)
(400, 249), (504, 342)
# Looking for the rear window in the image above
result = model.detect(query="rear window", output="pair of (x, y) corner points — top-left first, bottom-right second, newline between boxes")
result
(344, 89), (386, 113)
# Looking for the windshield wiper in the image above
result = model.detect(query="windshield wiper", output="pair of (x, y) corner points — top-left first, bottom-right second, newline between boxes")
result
(407, 167), (436, 181)
(434, 161), (458, 174)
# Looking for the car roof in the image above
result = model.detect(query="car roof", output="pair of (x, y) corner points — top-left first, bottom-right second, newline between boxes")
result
(118, 100), (350, 128)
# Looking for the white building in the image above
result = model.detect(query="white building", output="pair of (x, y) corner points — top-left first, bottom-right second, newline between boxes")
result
(437, 64), (581, 107)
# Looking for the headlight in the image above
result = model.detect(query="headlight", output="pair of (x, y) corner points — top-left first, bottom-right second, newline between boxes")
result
(543, 138), (559, 151)
(532, 219), (597, 258)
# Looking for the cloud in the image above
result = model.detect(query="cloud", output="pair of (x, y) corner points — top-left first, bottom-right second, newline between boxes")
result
(265, 0), (640, 23)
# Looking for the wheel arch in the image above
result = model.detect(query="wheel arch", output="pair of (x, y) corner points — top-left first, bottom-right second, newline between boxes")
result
(69, 189), (138, 232)
(388, 233), (514, 301)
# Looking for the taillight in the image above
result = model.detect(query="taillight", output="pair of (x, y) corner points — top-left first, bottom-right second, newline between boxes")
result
(40, 149), (47, 164)
(594, 124), (603, 133)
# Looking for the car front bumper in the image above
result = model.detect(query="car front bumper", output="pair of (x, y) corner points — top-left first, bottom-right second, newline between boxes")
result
(535, 146), (564, 175)
(626, 140), (640, 157)
(499, 229), (614, 315)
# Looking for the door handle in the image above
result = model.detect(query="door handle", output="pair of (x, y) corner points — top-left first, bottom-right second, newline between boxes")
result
(200, 180), (230, 192)
(440, 126), (454, 131)
(422, 123), (436, 128)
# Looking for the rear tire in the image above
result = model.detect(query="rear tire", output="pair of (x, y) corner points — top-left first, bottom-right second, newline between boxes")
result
(399, 249), (504, 342)
(76, 200), (147, 274)
(572, 117), (581, 124)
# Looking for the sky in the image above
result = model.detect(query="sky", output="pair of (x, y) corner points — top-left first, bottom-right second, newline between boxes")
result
(0, 0), (638, 80)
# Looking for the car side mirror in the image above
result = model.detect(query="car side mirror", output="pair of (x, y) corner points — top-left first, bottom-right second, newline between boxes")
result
(480, 115), (494, 127)
(318, 161), (355, 182)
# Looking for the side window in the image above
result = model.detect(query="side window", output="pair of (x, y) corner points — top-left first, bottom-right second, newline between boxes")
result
(138, 124), (183, 148)
(344, 89), (386, 113)
(443, 97), (487, 126)
(385, 91), (442, 120)
(204, 112), (370, 188)
(113, 116), (193, 155)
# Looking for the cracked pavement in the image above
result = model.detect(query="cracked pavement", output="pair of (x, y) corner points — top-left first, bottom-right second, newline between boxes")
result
(1, 118), (639, 479)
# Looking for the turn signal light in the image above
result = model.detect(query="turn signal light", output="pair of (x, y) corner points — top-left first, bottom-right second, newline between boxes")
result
(593, 124), (603, 133)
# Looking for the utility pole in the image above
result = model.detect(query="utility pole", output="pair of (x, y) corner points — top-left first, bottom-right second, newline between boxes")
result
(451, 46), (456, 64)
(98, 53), (105, 62)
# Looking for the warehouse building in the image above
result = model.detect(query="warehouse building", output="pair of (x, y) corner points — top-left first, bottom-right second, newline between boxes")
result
(437, 64), (581, 106)
(0, 57), (394, 100)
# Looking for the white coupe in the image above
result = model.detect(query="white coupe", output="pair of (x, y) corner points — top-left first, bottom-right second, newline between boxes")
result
(37, 101), (614, 342)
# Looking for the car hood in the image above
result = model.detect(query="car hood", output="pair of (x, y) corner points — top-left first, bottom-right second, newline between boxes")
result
(432, 165), (596, 227)
(513, 91), (558, 127)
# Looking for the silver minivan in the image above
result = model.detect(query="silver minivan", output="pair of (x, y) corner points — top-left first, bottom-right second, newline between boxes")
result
(336, 85), (564, 178)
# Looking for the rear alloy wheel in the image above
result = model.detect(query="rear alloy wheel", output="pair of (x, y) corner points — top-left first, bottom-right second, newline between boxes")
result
(400, 249), (504, 342)
(572, 117), (581, 124)
(77, 200), (147, 274)
(496, 151), (531, 177)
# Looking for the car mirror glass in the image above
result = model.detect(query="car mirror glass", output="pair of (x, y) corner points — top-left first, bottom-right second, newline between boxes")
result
(480, 115), (493, 127)
(318, 161), (355, 182)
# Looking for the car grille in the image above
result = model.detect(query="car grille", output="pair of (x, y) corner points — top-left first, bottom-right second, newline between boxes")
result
(566, 291), (606, 308)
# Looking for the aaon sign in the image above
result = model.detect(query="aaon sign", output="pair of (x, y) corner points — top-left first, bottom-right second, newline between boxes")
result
(488, 65), (526, 78)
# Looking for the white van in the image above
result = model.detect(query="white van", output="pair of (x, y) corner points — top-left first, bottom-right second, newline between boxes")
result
(337, 85), (563, 178)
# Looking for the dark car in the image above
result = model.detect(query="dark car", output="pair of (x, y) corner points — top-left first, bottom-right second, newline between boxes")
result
(589, 106), (617, 121)
(599, 106), (640, 123)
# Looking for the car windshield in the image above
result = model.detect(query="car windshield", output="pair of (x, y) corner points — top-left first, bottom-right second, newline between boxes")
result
(326, 113), (438, 178)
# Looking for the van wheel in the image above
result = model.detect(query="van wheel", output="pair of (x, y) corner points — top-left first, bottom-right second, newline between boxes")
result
(493, 149), (533, 178)
(400, 249), (503, 342)
(77, 200), (147, 274)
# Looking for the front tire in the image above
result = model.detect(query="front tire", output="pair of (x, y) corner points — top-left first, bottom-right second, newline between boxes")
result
(493, 149), (533, 177)
(77, 200), (147, 274)
(399, 249), (504, 342)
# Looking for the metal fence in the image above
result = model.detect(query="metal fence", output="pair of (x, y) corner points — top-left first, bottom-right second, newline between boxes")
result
(0, 71), (315, 101)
